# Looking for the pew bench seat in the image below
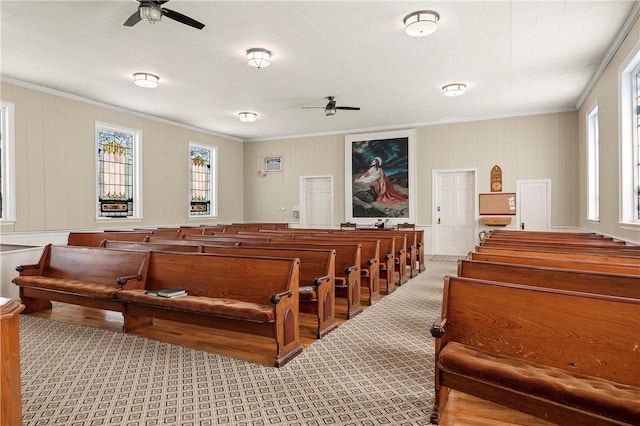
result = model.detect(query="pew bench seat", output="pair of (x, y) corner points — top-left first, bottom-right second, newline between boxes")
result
(12, 276), (123, 299)
(117, 290), (283, 323)
(438, 342), (640, 425)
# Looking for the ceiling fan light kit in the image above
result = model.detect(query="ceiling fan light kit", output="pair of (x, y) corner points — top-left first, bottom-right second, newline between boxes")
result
(442, 83), (466, 97)
(139, 4), (162, 24)
(123, 0), (205, 30)
(239, 112), (258, 122)
(133, 72), (159, 88)
(403, 10), (439, 37)
(247, 48), (271, 69)
(301, 96), (360, 117)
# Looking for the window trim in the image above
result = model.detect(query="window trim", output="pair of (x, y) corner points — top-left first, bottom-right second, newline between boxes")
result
(586, 102), (599, 222)
(0, 101), (16, 223)
(188, 141), (218, 219)
(618, 42), (640, 228)
(95, 121), (143, 221)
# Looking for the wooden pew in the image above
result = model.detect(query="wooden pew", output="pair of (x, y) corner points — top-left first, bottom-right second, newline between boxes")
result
(200, 246), (338, 338)
(67, 231), (152, 247)
(430, 275), (640, 426)
(254, 228), (412, 285)
(318, 232), (401, 292)
(240, 240), (363, 319)
(100, 240), (203, 252)
(468, 251), (640, 276)
(102, 239), (338, 338)
(116, 251), (303, 367)
(145, 236), (240, 247)
(458, 259), (640, 299)
(286, 235), (381, 304)
(486, 230), (611, 240)
(12, 244), (151, 331)
(474, 245), (640, 264)
(480, 239), (639, 251)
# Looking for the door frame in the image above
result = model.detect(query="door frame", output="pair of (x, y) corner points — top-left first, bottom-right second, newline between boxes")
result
(432, 168), (477, 255)
(299, 175), (334, 228)
(516, 179), (551, 231)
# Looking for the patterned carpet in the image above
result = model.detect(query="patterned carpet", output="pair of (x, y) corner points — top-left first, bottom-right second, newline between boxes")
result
(19, 260), (456, 426)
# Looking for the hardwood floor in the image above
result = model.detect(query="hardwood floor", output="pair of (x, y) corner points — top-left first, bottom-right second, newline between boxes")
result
(439, 391), (556, 426)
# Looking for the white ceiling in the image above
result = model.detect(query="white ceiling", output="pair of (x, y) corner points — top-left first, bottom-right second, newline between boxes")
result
(1, 1), (637, 141)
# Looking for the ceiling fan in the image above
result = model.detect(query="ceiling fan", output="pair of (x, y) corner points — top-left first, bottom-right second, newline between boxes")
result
(302, 96), (361, 116)
(123, 0), (205, 30)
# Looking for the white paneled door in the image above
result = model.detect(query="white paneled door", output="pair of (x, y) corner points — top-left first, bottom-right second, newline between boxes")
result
(517, 180), (551, 231)
(300, 175), (334, 229)
(433, 170), (476, 255)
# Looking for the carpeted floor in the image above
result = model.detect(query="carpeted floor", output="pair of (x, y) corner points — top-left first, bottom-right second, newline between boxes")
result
(19, 260), (456, 426)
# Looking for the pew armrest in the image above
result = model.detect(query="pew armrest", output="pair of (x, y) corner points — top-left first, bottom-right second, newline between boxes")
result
(384, 254), (393, 260)
(270, 290), (293, 304)
(344, 265), (358, 274)
(312, 276), (331, 286)
(16, 263), (40, 272)
(366, 258), (378, 266)
(430, 316), (448, 338)
(117, 274), (144, 286)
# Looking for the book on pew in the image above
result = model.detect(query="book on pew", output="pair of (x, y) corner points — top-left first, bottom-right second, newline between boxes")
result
(145, 288), (188, 298)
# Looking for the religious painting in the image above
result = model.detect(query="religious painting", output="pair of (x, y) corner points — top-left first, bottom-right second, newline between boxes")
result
(345, 129), (415, 225)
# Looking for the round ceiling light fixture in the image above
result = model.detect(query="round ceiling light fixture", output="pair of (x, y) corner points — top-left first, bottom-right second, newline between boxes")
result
(442, 83), (466, 97)
(403, 10), (439, 37)
(239, 112), (258, 122)
(133, 72), (159, 88)
(247, 48), (271, 69)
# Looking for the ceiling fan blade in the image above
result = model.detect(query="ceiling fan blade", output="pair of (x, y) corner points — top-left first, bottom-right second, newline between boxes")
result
(336, 106), (360, 111)
(123, 11), (142, 27)
(162, 8), (205, 29)
(301, 106), (326, 109)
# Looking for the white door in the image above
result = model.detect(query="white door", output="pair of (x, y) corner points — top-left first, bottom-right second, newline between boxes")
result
(433, 170), (476, 255)
(300, 175), (333, 228)
(517, 179), (551, 231)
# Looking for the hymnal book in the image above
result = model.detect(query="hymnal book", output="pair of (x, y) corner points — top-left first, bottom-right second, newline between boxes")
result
(157, 288), (187, 298)
(145, 288), (187, 298)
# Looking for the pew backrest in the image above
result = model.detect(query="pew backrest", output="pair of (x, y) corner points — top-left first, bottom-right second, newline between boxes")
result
(146, 251), (299, 305)
(440, 275), (640, 386)
(458, 259), (640, 299)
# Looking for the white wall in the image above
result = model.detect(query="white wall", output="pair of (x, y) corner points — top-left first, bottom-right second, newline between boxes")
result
(0, 82), (245, 237)
(578, 16), (640, 244)
(243, 112), (579, 234)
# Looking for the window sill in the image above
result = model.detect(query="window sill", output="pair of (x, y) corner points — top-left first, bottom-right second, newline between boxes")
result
(618, 221), (640, 231)
(95, 217), (143, 224)
(585, 219), (600, 225)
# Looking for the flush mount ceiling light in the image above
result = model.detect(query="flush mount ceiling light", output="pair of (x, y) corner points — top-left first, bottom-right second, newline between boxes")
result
(139, 4), (163, 24)
(403, 10), (439, 37)
(239, 112), (258, 122)
(442, 83), (466, 97)
(133, 72), (159, 88)
(247, 48), (271, 69)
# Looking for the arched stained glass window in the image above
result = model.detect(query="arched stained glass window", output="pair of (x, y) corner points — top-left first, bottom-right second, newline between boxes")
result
(189, 143), (215, 216)
(96, 123), (139, 218)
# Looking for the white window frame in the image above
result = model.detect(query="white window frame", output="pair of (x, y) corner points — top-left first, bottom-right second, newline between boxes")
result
(586, 102), (599, 222)
(188, 142), (217, 218)
(95, 121), (143, 221)
(0, 101), (16, 223)
(619, 44), (640, 229)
